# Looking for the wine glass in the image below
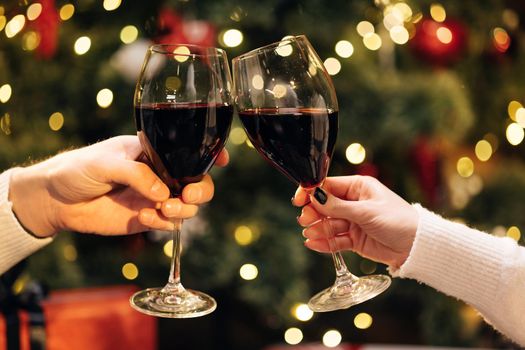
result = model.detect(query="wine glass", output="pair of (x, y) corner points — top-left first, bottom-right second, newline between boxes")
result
(232, 35), (391, 312)
(131, 44), (233, 318)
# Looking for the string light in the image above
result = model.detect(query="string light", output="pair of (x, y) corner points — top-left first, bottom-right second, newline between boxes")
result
(354, 312), (373, 329)
(96, 88), (114, 108)
(324, 57), (341, 75)
(474, 140), (492, 161)
(59, 4), (75, 21)
(363, 32), (382, 50)
(284, 328), (303, 345)
(239, 263), (258, 280)
(335, 40), (354, 58)
(322, 329), (342, 348)
(457, 157), (474, 178)
(230, 127), (248, 145)
(393, 2), (413, 21)
(122, 262), (139, 280)
(63, 244), (77, 262)
(516, 108), (525, 127)
(346, 143), (366, 164)
(390, 25), (409, 44)
(22, 31), (40, 51)
(49, 112), (64, 131)
(493, 27), (511, 53)
(356, 21), (374, 37)
(506, 122), (524, 145)
(221, 29), (243, 48)
(291, 303), (314, 321)
(74, 36), (91, 55)
(0, 84), (12, 103)
(507, 226), (521, 241)
(120, 25), (138, 44)
(103, 0), (122, 11)
(5, 15), (25, 38)
(275, 39), (293, 57)
(436, 27), (453, 44)
(0, 113), (11, 135)
(27, 3), (43, 21)
(234, 225), (254, 245)
(430, 3), (446, 22)
(163, 240), (174, 257)
(0, 16), (6, 32)
(507, 100), (522, 121)
(173, 45), (191, 63)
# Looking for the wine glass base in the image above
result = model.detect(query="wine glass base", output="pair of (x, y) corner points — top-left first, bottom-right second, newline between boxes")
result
(130, 287), (217, 318)
(308, 274), (391, 312)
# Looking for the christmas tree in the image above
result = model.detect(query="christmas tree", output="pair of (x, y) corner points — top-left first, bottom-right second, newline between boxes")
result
(1, 0), (523, 348)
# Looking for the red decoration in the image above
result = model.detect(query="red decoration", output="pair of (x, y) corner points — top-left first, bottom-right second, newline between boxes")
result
(31, 0), (60, 60)
(0, 286), (157, 350)
(410, 136), (441, 207)
(410, 18), (467, 66)
(156, 8), (216, 47)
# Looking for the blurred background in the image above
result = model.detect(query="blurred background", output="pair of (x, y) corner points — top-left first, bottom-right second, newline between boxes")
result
(0, 0), (524, 349)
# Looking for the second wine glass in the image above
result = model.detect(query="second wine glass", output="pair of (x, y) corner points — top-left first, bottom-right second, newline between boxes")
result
(131, 44), (233, 318)
(232, 35), (391, 312)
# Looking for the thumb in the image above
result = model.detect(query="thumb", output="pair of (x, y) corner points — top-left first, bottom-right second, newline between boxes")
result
(309, 187), (363, 222)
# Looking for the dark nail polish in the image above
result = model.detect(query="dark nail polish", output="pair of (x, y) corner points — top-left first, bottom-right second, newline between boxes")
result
(314, 187), (327, 204)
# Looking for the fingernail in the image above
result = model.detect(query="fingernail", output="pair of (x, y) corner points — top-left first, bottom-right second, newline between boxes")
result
(164, 201), (181, 216)
(290, 196), (295, 203)
(186, 187), (202, 203)
(151, 180), (164, 195)
(313, 187), (327, 205)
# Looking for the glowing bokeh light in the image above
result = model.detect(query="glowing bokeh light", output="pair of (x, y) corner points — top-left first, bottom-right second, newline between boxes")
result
(335, 40), (354, 58)
(234, 225), (254, 245)
(59, 4), (75, 21)
(0, 16), (6, 32)
(457, 157), (474, 178)
(354, 312), (373, 329)
(394, 2), (413, 20)
(507, 226), (521, 241)
(346, 143), (366, 164)
(22, 31), (40, 51)
(251, 74), (264, 90)
(436, 27), (453, 44)
(120, 25), (138, 44)
(122, 262), (139, 280)
(493, 27), (510, 53)
(222, 29), (243, 47)
(230, 127), (248, 145)
(508, 100), (522, 121)
(515, 108), (525, 127)
(103, 0), (122, 11)
(506, 122), (524, 146)
(324, 57), (341, 75)
(63, 244), (77, 262)
(239, 263), (258, 280)
(74, 36), (91, 55)
(284, 328), (303, 345)
(173, 45), (191, 63)
(363, 32), (382, 50)
(0, 84), (12, 103)
(474, 140), (492, 161)
(292, 303), (314, 321)
(356, 21), (374, 37)
(430, 3), (447, 22)
(163, 240), (174, 257)
(322, 329), (342, 348)
(96, 88), (114, 108)
(5, 15), (25, 38)
(390, 25), (409, 44)
(49, 112), (64, 131)
(27, 3), (43, 21)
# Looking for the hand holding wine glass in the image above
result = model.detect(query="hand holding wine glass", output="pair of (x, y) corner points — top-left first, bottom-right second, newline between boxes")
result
(233, 35), (390, 312)
(131, 44), (233, 318)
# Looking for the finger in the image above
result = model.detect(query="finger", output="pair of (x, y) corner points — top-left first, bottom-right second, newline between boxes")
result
(322, 175), (374, 201)
(138, 208), (175, 231)
(304, 236), (354, 253)
(161, 198), (199, 219)
(98, 160), (170, 203)
(309, 187), (364, 222)
(302, 218), (350, 239)
(182, 174), (214, 204)
(214, 149), (229, 167)
(297, 204), (322, 227)
(291, 186), (310, 207)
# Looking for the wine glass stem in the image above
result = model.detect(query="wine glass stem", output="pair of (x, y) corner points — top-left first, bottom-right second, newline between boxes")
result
(165, 219), (184, 292)
(323, 217), (357, 283)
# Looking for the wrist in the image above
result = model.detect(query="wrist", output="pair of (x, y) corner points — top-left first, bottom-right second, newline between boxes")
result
(9, 165), (58, 238)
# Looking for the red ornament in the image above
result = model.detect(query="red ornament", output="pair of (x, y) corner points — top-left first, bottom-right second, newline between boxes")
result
(31, 0), (60, 59)
(410, 136), (441, 207)
(155, 8), (216, 47)
(410, 17), (467, 66)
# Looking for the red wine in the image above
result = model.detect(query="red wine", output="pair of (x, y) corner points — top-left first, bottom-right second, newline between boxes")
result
(136, 103), (233, 196)
(239, 108), (338, 188)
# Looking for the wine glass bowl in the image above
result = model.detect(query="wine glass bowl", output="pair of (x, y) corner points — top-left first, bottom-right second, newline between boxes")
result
(233, 35), (391, 312)
(131, 44), (233, 318)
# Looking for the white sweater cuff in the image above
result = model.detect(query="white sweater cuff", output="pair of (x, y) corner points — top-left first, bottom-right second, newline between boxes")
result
(0, 168), (53, 274)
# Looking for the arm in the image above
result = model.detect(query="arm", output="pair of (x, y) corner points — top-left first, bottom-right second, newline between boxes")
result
(293, 175), (525, 346)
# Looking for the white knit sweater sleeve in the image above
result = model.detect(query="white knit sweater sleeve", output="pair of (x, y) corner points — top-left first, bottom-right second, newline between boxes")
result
(0, 169), (52, 275)
(392, 204), (525, 346)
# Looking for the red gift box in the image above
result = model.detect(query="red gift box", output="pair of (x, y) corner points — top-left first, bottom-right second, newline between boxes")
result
(0, 285), (157, 350)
